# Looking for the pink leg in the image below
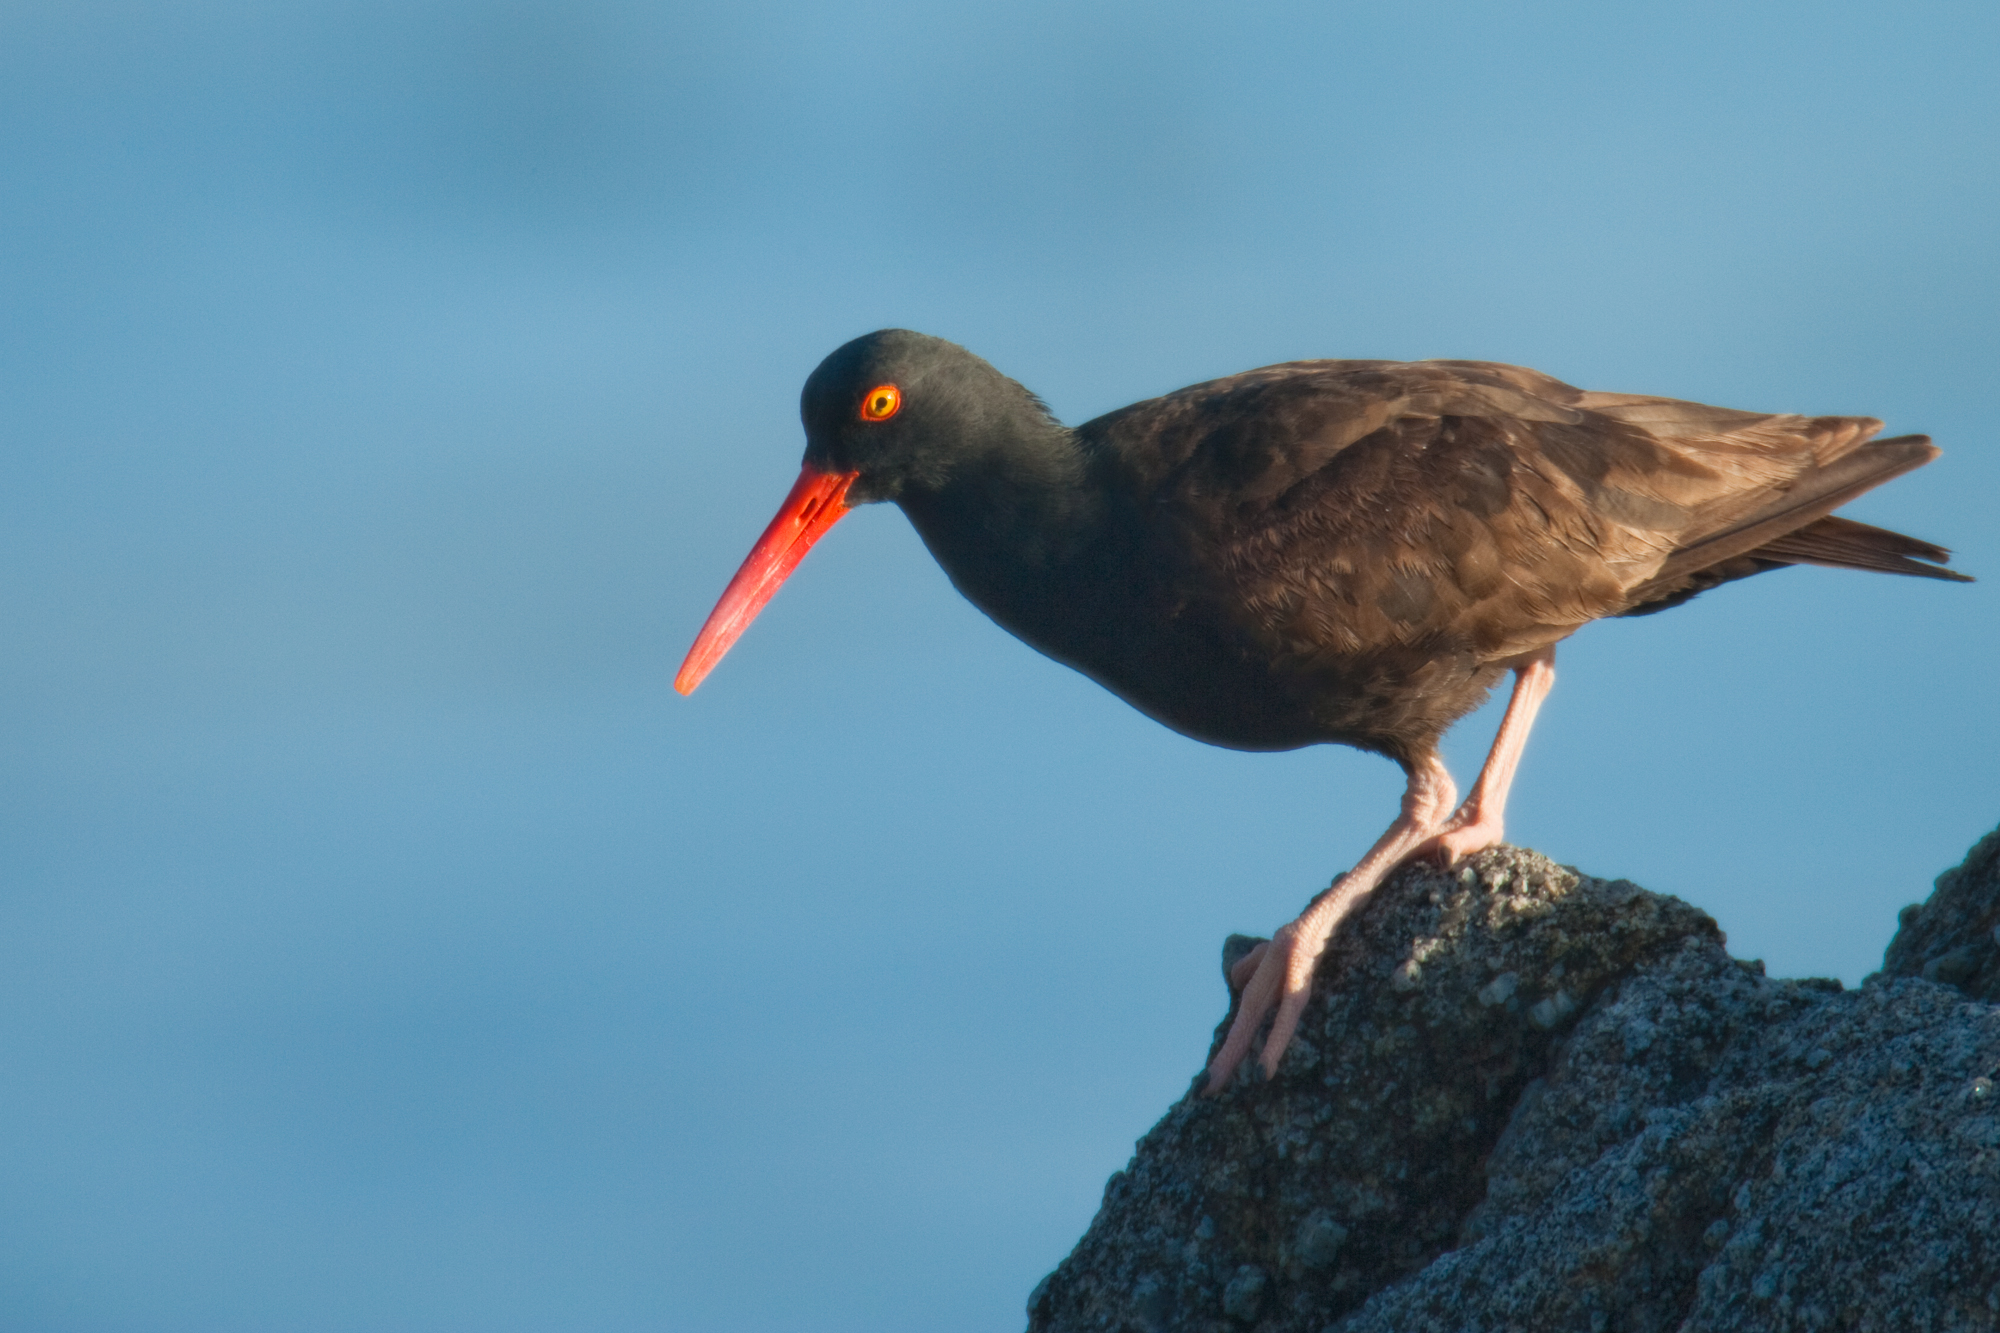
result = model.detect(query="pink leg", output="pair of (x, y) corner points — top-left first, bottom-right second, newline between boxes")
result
(1204, 752), (1458, 1093)
(1415, 646), (1556, 866)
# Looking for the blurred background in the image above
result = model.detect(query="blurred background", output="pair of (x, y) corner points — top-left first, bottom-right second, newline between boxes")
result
(1, 0), (1994, 1328)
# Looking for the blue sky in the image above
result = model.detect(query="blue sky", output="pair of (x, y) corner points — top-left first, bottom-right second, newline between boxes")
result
(1, 1), (1995, 1328)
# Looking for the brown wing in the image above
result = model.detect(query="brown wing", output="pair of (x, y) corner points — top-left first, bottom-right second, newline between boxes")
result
(1082, 360), (1964, 743)
(1573, 389), (1970, 608)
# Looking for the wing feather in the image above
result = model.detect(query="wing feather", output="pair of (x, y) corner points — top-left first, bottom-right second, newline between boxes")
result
(1084, 359), (1961, 676)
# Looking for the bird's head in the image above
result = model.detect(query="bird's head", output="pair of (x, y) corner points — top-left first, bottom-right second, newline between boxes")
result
(675, 329), (1044, 695)
(797, 327), (1001, 505)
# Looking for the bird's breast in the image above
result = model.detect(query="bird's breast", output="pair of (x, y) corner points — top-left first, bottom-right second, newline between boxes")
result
(901, 498), (1427, 754)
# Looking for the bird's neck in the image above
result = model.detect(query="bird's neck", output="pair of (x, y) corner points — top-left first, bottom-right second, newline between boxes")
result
(896, 415), (1104, 581)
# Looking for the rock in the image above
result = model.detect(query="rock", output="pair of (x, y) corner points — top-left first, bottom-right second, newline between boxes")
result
(1029, 828), (2000, 1332)
(1884, 825), (2000, 1000)
(1221, 1266), (1267, 1322)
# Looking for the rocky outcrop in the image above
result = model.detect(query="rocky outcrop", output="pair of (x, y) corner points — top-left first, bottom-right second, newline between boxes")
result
(1029, 829), (2000, 1333)
(1883, 826), (2000, 1000)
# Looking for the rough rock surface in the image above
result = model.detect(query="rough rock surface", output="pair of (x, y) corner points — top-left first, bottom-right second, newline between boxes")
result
(1884, 826), (2000, 1000)
(1029, 829), (2000, 1333)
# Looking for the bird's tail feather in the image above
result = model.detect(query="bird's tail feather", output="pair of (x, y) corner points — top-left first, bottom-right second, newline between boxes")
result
(1630, 433), (1969, 600)
(1753, 514), (1973, 583)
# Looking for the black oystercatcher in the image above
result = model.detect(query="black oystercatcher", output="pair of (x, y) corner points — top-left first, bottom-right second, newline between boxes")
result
(676, 329), (1971, 1091)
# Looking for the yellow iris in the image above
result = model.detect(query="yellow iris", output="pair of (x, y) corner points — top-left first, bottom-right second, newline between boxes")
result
(860, 384), (901, 422)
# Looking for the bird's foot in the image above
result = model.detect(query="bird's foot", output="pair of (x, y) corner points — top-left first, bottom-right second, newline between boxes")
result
(1203, 755), (1459, 1095)
(1412, 807), (1504, 866)
(1203, 928), (1309, 1093)
(1203, 892), (1347, 1094)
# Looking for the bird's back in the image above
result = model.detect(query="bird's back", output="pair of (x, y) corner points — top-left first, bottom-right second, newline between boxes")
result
(1069, 359), (1962, 758)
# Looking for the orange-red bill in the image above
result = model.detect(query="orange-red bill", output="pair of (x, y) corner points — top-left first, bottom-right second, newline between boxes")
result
(675, 462), (859, 695)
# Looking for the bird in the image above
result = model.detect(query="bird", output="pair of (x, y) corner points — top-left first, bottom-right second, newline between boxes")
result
(674, 328), (1971, 1092)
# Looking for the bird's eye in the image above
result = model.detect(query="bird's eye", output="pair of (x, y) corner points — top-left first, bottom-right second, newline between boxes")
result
(860, 384), (901, 422)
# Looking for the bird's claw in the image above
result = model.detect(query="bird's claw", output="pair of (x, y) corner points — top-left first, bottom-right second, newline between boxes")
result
(1203, 927), (1317, 1095)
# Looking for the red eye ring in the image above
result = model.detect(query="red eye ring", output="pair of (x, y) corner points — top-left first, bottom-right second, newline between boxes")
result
(860, 384), (901, 422)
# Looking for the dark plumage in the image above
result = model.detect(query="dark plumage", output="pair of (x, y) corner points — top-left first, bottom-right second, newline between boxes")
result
(680, 328), (1970, 1089)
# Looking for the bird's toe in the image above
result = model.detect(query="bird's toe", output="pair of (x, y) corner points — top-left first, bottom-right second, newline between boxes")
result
(1414, 816), (1504, 866)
